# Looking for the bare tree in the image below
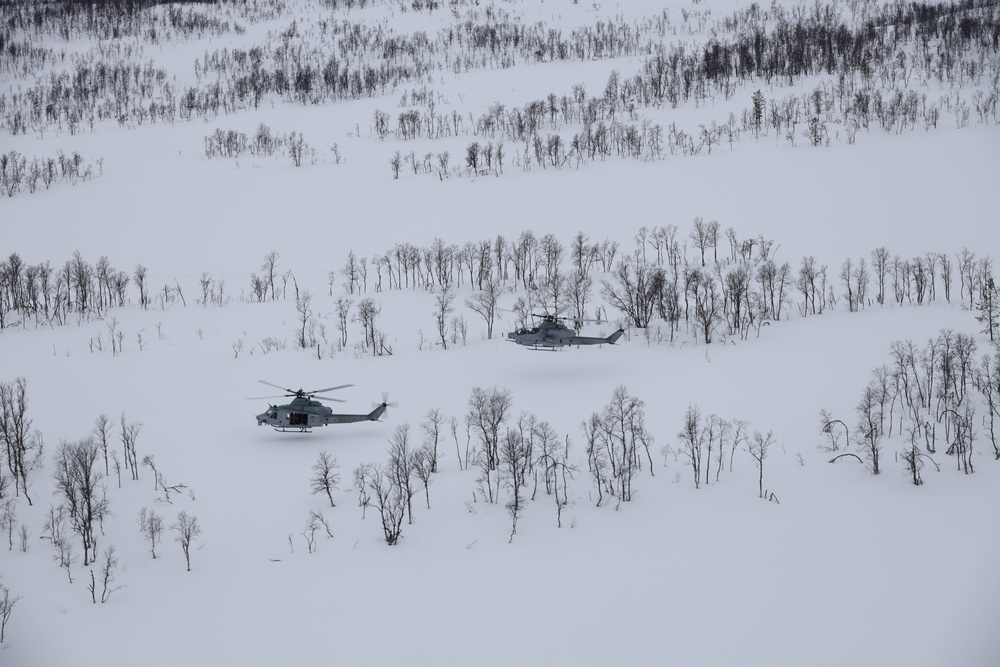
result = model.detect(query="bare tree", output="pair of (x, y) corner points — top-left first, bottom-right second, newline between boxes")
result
(974, 352), (1000, 459)
(601, 254), (656, 328)
(261, 250), (280, 300)
(747, 430), (775, 498)
(976, 276), (998, 342)
(819, 410), (850, 452)
(91, 414), (112, 476)
(137, 507), (164, 558)
(44, 505), (75, 582)
(679, 405), (705, 488)
(172, 511), (201, 571)
(0, 377), (34, 504)
(90, 545), (123, 603)
(434, 286), (455, 349)
(690, 217), (709, 266)
(354, 298), (382, 354)
(387, 424), (418, 524)
(501, 426), (531, 541)
(0, 500), (14, 551)
(413, 445), (435, 509)
(352, 462), (374, 519)
(900, 439), (925, 486)
(134, 264), (149, 309)
(335, 296), (352, 348)
(310, 451), (340, 507)
(362, 464), (406, 546)
(0, 579), (21, 642)
(419, 408), (445, 472)
(341, 250), (360, 294)
(692, 270), (722, 343)
(466, 386), (513, 502)
(855, 385), (884, 475)
(582, 412), (610, 506)
(53, 438), (108, 565)
(295, 289), (313, 349)
(840, 257), (856, 312)
(465, 274), (508, 339)
(604, 385), (654, 499)
(119, 412), (141, 481)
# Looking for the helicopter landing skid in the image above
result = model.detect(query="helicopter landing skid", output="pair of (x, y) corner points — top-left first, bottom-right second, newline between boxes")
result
(529, 346), (559, 351)
(273, 426), (312, 433)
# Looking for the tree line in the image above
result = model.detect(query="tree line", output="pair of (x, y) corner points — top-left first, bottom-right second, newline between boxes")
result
(1, 0), (995, 191)
(3, 228), (998, 360)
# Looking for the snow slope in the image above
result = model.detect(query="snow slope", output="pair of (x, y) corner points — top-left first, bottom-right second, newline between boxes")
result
(1, 0), (999, 665)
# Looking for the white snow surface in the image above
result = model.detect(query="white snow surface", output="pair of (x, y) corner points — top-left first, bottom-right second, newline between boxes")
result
(2, 0), (999, 666)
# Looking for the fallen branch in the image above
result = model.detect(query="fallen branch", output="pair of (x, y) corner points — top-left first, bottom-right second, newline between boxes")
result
(828, 452), (864, 465)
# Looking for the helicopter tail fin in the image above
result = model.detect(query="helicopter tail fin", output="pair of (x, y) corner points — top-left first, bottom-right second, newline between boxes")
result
(606, 329), (625, 344)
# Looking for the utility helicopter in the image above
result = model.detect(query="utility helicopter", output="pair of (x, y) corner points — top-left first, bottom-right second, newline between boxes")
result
(252, 380), (392, 432)
(506, 309), (624, 350)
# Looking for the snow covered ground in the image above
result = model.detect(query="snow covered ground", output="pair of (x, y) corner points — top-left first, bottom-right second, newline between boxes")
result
(1, 0), (999, 665)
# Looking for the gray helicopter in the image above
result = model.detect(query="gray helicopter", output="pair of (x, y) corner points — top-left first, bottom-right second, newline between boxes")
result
(252, 380), (392, 432)
(506, 310), (624, 350)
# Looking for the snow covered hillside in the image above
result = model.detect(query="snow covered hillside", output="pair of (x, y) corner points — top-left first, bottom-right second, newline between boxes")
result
(1, 0), (999, 665)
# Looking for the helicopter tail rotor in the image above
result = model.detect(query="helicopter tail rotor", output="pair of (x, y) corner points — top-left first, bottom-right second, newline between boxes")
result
(369, 392), (398, 421)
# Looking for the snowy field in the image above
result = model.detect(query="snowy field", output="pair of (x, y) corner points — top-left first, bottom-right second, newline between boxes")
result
(1, 0), (999, 665)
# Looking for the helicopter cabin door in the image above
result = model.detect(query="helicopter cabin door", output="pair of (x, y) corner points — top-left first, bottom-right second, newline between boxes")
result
(289, 412), (308, 426)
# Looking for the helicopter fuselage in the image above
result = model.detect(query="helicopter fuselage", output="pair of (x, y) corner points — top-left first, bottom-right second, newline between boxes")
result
(256, 396), (388, 432)
(506, 319), (624, 349)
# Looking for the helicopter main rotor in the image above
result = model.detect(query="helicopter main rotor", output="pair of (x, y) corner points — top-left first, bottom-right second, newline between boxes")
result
(250, 380), (354, 402)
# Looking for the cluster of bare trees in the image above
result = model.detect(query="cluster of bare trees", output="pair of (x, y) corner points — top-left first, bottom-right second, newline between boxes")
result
(390, 1), (998, 178)
(355, 384), (790, 536)
(0, 377), (206, 637)
(834, 246), (991, 313)
(463, 387), (573, 539)
(0, 251), (137, 329)
(52, 438), (110, 567)
(3, 0), (995, 196)
(672, 405), (754, 491)
(0, 150), (100, 197)
(824, 328), (1000, 483)
(1, 377), (41, 506)
(343, 410), (446, 546)
(352, 423), (436, 545)
(347, 389), (575, 544)
(0, 578), (20, 642)
(582, 386), (654, 507)
(204, 124), (319, 167)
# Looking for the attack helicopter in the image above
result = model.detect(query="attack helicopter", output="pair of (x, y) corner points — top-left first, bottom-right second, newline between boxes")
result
(252, 380), (392, 432)
(506, 310), (624, 350)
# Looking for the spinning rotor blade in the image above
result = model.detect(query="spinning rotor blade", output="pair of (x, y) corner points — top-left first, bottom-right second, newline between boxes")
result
(256, 380), (354, 399)
(305, 383), (353, 402)
(370, 392), (398, 420)
(311, 394), (347, 403)
(310, 384), (354, 394)
(377, 392), (398, 408)
(257, 379), (294, 393)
